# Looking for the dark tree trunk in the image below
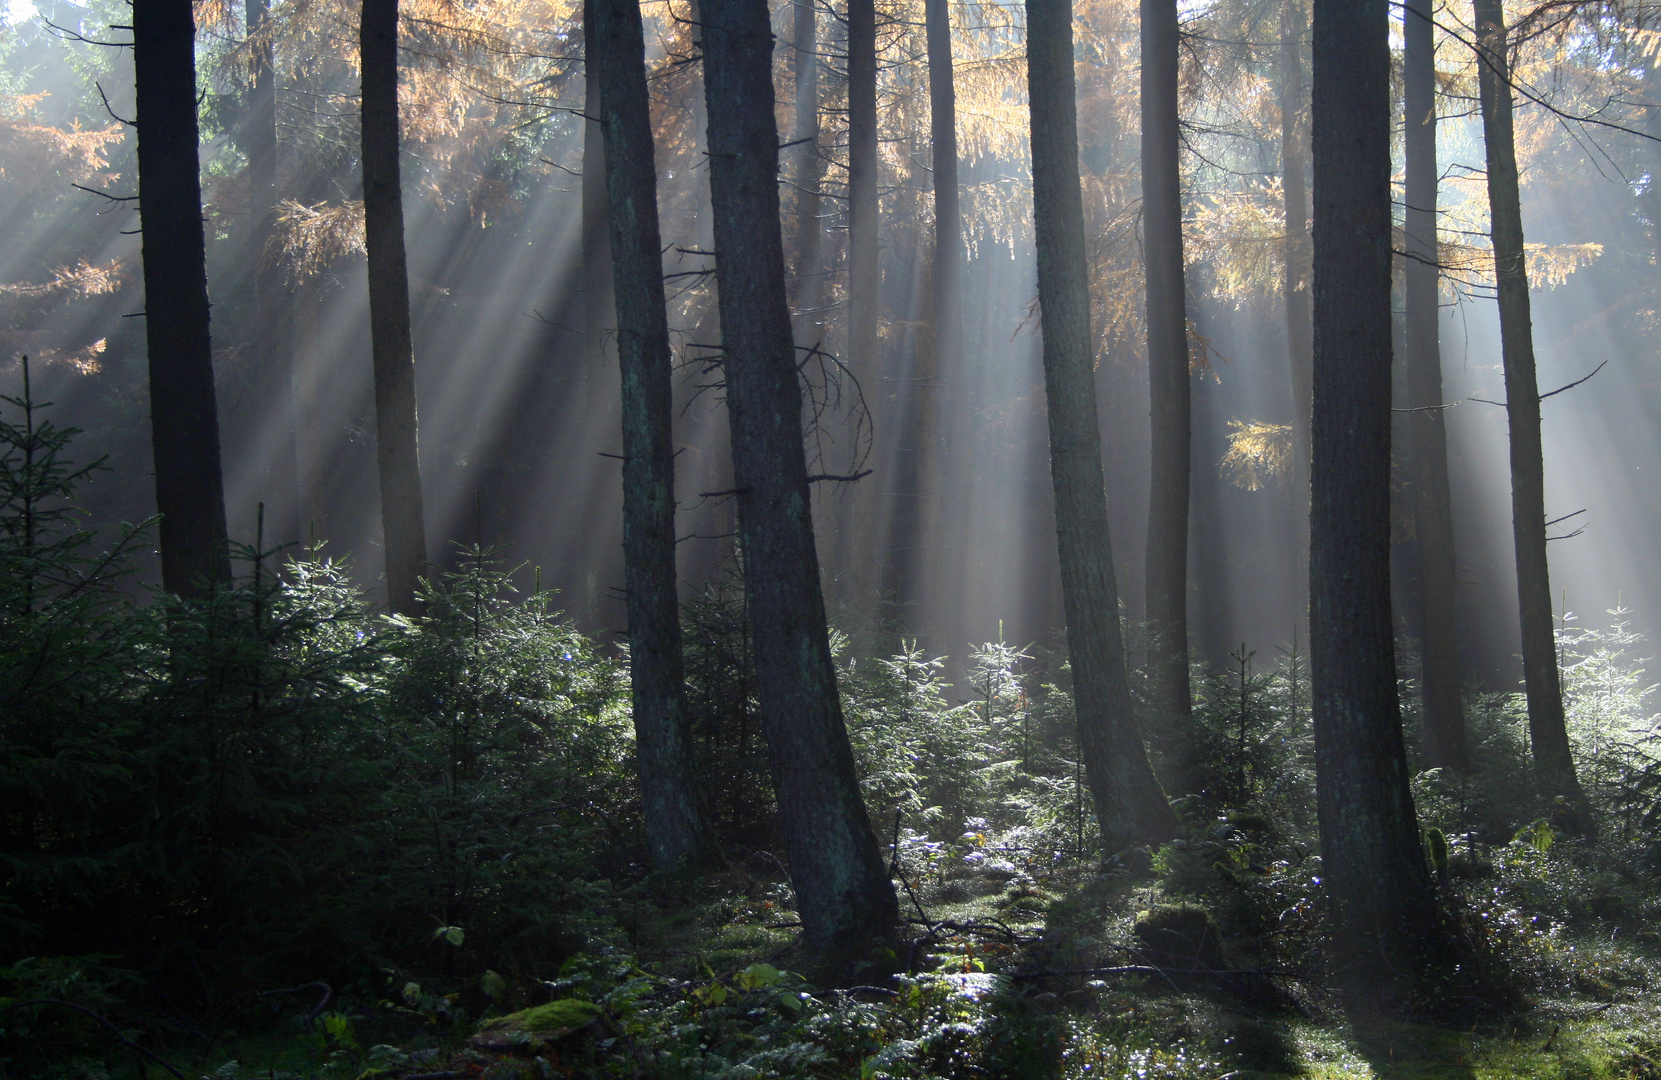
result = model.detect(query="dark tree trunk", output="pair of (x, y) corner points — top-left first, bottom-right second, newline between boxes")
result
(583, 0), (615, 408)
(1027, 0), (1179, 852)
(1310, 0), (1443, 997)
(790, 0), (824, 342)
(1403, 0), (1468, 773)
(1279, 0), (1312, 615)
(925, 0), (965, 650)
(1141, 0), (1192, 727)
(360, 0), (430, 613)
(699, 0), (896, 965)
(593, 0), (718, 873)
(1473, 0), (1592, 831)
(133, 0), (232, 595)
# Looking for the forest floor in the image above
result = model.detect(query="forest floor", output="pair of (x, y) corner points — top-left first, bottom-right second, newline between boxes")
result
(157, 848), (1661, 1080)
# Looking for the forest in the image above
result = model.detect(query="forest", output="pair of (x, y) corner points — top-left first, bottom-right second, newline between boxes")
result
(2, 0), (1661, 1072)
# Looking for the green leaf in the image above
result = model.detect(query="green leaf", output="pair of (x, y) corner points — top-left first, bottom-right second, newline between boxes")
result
(435, 926), (465, 947)
(480, 969), (507, 1000)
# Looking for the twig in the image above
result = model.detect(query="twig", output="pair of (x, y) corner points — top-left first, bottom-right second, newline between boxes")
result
(1539, 359), (1608, 401)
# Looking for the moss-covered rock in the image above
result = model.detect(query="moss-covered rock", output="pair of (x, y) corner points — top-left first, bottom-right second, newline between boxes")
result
(470, 998), (601, 1052)
(1134, 904), (1226, 972)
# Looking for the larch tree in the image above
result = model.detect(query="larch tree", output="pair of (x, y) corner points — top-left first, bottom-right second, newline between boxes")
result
(1472, 0), (1592, 831)
(1027, 0), (1179, 852)
(592, 0), (718, 873)
(360, 0), (431, 614)
(1309, 0), (1444, 997)
(1141, 0), (1192, 728)
(133, 0), (232, 594)
(1403, 0), (1468, 772)
(699, 0), (897, 967)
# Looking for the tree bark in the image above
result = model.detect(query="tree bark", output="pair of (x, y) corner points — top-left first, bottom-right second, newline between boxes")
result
(1310, 0), (1443, 998)
(360, 0), (430, 613)
(133, 0), (232, 595)
(1403, 0), (1468, 773)
(593, 0), (718, 873)
(1280, 0), (1312, 617)
(700, 0), (896, 965)
(1472, 0), (1592, 831)
(1027, 0), (1179, 852)
(1141, 0), (1192, 727)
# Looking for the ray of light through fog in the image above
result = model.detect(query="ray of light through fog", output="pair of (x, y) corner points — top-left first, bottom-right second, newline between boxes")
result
(4, 0), (1661, 695)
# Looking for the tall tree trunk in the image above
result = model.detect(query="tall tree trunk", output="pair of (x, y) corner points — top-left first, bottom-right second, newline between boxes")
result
(700, 0), (896, 966)
(292, 279), (327, 541)
(790, 0), (824, 343)
(1403, 0), (1468, 772)
(1027, 0), (1179, 852)
(1142, 0), (1192, 727)
(1473, 0), (1592, 832)
(1280, 0), (1312, 616)
(243, 0), (298, 544)
(360, 0), (430, 613)
(583, 0), (615, 409)
(1310, 0), (1443, 998)
(133, 0), (232, 595)
(925, 0), (965, 651)
(847, 0), (879, 373)
(593, 0), (718, 873)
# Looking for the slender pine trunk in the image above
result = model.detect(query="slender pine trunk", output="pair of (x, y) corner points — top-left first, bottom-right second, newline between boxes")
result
(790, 0), (824, 344)
(1027, 0), (1179, 852)
(1310, 0), (1444, 999)
(700, 0), (896, 969)
(1280, 0), (1312, 619)
(133, 0), (232, 595)
(1141, 0), (1192, 727)
(593, 0), (718, 872)
(360, 0), (430, 613)
(1473, 0), (1592, 832)
(1403, 0), (1467, 772)
(583, 0), (615, 409)
(925, 0), (966, 652)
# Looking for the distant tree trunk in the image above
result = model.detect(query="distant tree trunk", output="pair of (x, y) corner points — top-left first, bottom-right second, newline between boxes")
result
(847, 0), (879, 374)
(360, 0), (430, 613)
(583, 0), (615, 409)
(1310, 0), (1443, 997)
(1403, 0), (1468, 773)
(925, 0), (965, 648)
(243, 0), (298, 544)
(1473, 0), (1592, 832)
(1279, 0), (1312, 614)
(790, 0), (824, 342)
(292, 279), (328, 540)
(132, 0), (232, 595)
(700, 0), (896, 966)
(1027, 0), (1179, 852)
(593, 0), (718, 873)
(1142, 0), (1192, 727)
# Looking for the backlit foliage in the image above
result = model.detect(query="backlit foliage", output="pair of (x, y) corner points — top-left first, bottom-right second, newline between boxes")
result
(1219, 419), (1292, 491)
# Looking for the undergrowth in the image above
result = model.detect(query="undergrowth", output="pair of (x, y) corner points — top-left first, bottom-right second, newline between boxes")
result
(2, 376), (1660, 1078)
